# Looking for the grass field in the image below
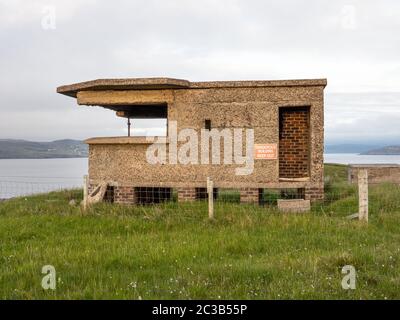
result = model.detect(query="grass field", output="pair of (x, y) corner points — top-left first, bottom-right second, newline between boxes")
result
(1, 164), (400, 299)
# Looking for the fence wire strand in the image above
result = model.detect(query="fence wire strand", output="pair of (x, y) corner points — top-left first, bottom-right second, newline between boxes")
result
(2, 174), (399, 219)
(0, 177), (82, 199)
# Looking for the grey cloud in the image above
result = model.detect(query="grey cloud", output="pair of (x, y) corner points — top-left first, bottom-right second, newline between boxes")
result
(0, 0), (399, 143)
(325, 92), (400, 144)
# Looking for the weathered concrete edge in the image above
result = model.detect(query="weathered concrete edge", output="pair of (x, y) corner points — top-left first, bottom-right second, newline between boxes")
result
(57, 78), (328, 97)
(84, 136), (169, 145)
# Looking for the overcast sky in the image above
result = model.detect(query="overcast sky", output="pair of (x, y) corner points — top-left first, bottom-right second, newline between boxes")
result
(1, 0), (399, 144)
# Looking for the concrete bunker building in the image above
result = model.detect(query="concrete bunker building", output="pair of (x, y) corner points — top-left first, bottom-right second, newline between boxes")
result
(57, 77), (327, 205)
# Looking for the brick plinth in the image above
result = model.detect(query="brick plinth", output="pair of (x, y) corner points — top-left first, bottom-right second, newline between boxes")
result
(177, 188), (196, 202)
(240, 188), (262, 204)
(114, 186), (137, 204)
(304, 187), (324, 202)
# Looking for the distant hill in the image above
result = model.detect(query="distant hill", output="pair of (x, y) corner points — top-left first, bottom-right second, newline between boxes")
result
(0, 139), (88, 159)
(361, 146), (400, 155)
(324, 144), (381, 154)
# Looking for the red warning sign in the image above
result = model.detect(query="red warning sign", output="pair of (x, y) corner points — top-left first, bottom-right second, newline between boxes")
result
(254, 144), (277, 160)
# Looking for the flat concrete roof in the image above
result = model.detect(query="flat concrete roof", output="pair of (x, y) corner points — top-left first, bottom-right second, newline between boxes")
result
(84, 136), (167, 145)
(57, 77), (327, 98)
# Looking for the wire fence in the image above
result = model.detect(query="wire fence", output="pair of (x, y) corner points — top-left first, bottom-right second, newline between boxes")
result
(89, 187), (307, 203)
(2, 173), (399, 220)
(85, 184), (363, 217)
(0, 177), (82, 200)
(83, 165), (400, 219)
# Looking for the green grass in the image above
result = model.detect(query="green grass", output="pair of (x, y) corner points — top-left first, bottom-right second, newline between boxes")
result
(1, 164), (400, 299)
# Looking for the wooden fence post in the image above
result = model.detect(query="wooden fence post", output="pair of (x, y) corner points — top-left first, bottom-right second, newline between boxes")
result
(358, 169), (368, 222)
(207, 177), (214, 220)
(83, 175), (89, 211)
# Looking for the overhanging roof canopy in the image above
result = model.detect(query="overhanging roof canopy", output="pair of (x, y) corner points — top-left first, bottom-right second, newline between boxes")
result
(57, 77), (327, 98)
(57, 78), (190, 97)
